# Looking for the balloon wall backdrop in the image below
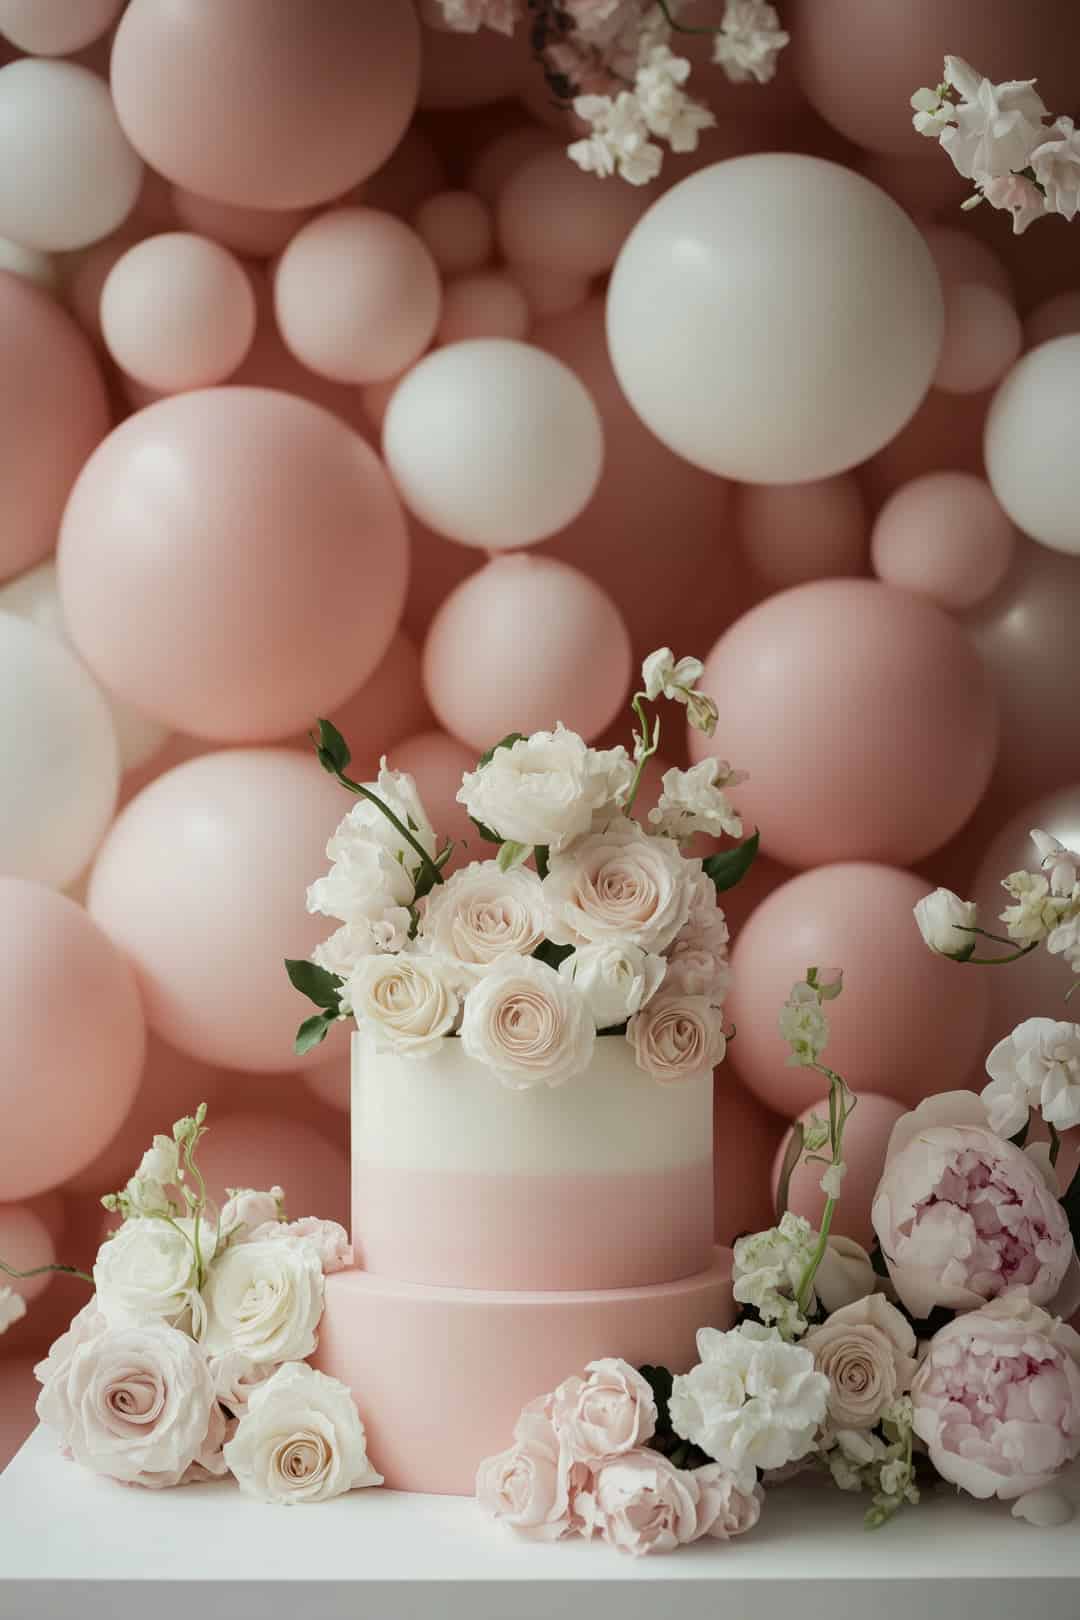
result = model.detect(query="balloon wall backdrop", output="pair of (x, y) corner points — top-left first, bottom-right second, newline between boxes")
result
(2, 0), (1080, 1464)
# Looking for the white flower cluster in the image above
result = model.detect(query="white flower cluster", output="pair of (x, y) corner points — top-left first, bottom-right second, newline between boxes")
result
(983, 1018), (1080, 1137)
(569, 33), (716, 187)
(732, 1212), (820, 1339)
(1000, 829), (1080, 974)
(912, 56), (1080, 233)
(711, 0), (789, 86)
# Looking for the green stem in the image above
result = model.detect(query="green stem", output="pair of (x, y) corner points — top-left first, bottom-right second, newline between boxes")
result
(794, 1064), (856, 1313)
(957, 925), (1023, 947)
(654, 0), (720, 36)
(623, 693), (660, 817)
(186, 1131), (210, 1288)
(1049, 1123), (1062, 1168)
(318, 760), (444, 893)
(1, 1259), (93, 1286)
(965, 941), (1040, 965)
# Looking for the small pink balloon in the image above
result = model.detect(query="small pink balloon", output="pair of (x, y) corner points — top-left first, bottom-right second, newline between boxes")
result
(170, 188), (313, 260)
(57, 388), (409, 741)
(735, 475), (868, 590)
(691, 580), (998, 869)
(437, 271), (530, 345)
(412, 190), (493, 275)
(921, 225), (1014, 302)
(0, 1205), (55, 1304)
(0, 0), (122, 54)
(423, 555), (632, 750)
(87, 750), (350, 1074)
(0, 272), (109, 583)
(386, 728), (484, 870)
(195, 1112), (348, 1231)
(508, 261), (591, 320)
(418, 13), (527, 109)
(467, 126), (558, 206)
(773, 1093), (909, 1246)
(353, 128), (447, 221)
(0, 1357), (40, 1471)
(101, 232), (256, 391)
(304, 1053), (350, 1115)
(714, 1075), (786, 1247)
(498, 147), (651, 276)
(311, 630), (434, 776)
(0, 880), (145, 1200)
(860, 382), (991, 509)
(933, 281), (1022, 396)
(871, 472), (1016, 612)
(111, 0), (421, 208)
(726, 863), (990, 1118)
(275, 208), (441, 385)
(61, 225), (145, 345)
(1024, 291), (1080, 351)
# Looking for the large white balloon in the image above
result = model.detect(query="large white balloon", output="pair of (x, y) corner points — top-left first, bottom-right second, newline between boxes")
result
(606, 154), (944, 484)
(382, 339), (604, 549)
(0, 612), (118, 888)
(984, 335), (1080, 557)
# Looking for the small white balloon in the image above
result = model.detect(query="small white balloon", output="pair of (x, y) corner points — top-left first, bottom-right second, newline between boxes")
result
(382, 339), (604, 549)
(984, 334), (1080, 557)
(0, 612), (119, 888)
(607, 154), (944, 484)
(0, 60), (143, 251)
(0, 236), (56, 293)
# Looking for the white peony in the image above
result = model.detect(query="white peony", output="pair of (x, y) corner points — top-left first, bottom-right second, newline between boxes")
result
(306, 840), (416, 922)
(558, 941), (666, 1029)
(544, 819), (697, 954)
(346, 953), (460, 1055)
(200, 1238), (325, 1365)
(669, 1322), (829, 1477)
(456, 725), (632, 853)
(93, 1217), (205, 1334)
(0, 1286), (26, 1335)
(983, 1017), (1080, 1136)
(648, 760), (745, 841)
(224, 1362), (383, 1504)
(913, 887), (978, 959)
(460, 953), (596, 1090)
(421, 861), (546, 982)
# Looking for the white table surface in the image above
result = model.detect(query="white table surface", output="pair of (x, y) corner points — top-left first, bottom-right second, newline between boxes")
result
(1, 1423), (1077, 1620)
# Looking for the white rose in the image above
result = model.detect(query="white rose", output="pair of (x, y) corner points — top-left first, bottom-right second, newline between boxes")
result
(220, 1186), (285, 1239)
(627, 989), (727, 1083)
(814, 1237), (879, 1314)
(544, 819), (696, 953)
(208, 1350), (278, 1418)
(224, 1362), (382, 1504)
(421, 861), (546, 982)
(0, 1286), (26, 1335)
(460, 954), (596, 1090)
(558, 942), (667, 1029)
(247, 1218), (353, 1274)
(93, 1217), (204, 1334)
(913, 887), (977, 959)
(200, 1238), (325, 1365)
(346, 952), (459, 1056)
(327, 759), (436, 872)
(310, 916), (411, 981)
(456, 725), (629, 853)
(306, 841), (416, 921)
(648, 759), (745, 841)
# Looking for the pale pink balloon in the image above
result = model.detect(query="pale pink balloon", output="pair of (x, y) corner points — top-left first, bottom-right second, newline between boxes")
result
(170, 188), (313, 259)
(101, 231), (256, 391)
(226, 306), (376, 443)
(57, 388), (409, 741)
(735, 475), (868, 590)
(1024, 291), (1080, 351)
(386, 729), (483, 871)
(0, 1357), (40, 1471)
(508, 261), (591, 320)
(0, 0), (122, 55)
(62, 225), (145, 345)
(0, 879), (145, 1200)
(0, 1205), (55, 1304)
(921, 225), (1014, 302)
(466, 126), (558, 206)
(210, 1072), (347, 1150)
(714, 1075), (786, 1247)
(304, 1053), (350, 1115)
(933, 281), (1022, 396)
(871, 472), (1016, 612)
(111, 0), (420, 208)
(691, 580), (998, 868)
(498, 147), (651, 275)
(726, 863), (990, 1117)
(353, 128), (447, 221)
(64, 1034), (227, 1197)
(418, 13), (527, 109)
(716, 852), (795, 941)
(423, 555), (632, 750)
(412, 190), (493, 275)
(275, 208), (441, 385)
(87, 750), (350, 1074)
(309, 630), (434, 778)
(0, 272), (109, 582)
(196, 1112), (348, 1230)
(773, 1094), (909, 1246)
(24, 1190), (66, 1246)
(437, 272), (530, 345)
(860, 382), (991, 509)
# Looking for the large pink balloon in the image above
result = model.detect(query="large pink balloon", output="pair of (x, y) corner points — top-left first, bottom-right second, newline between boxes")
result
(111, 0), (420, 208)
(725, 864), (990, 1118)
(691, 580), (998, 868)
(714, 1075), (786, 1247)
(196, 1112), (348, 1231)
(312, 631), (434, 780)
(87, 750), (350, 1073)
(498, 148), (651, 276)
(0, 272), (109, 583)
(773, 1094), (909, 1247)
(418, 14), (527, 109)
(57, 388), (409, 741)
(386, 729), (482, 871)
(0, 880), (145, 1200)
(0, 1204), (55, 1304)
(422, 555), (632, 750)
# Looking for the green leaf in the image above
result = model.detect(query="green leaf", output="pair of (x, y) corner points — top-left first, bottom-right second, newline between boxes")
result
(497, 840), (532, 872)
(284, 958), (343, 1011)
(534, 843), (550, 881)
(774, 1122), (804, 1217)
(1062, 1161), (1080, 1251)
(311, 718), (351, 774)
(533, 940), (575, 972)
(477, 732), (525, 770)
(469, 815), (501, 845)
(702, 829), (760, 894)
(295, 1012), (334, 1055)
(638, 1364), (674, 1431)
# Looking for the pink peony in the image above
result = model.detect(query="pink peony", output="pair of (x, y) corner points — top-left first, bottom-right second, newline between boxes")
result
(475, 1399), (582, 1541)
(550, 1358), (657, 1463)
(694, 1463), (764, 1540)
(912, 1296), (1080, 1500)
(576, 1450), (701, 1556)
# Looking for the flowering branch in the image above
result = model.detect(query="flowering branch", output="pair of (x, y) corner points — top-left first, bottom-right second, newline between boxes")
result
(0, 1259), (93, 1286)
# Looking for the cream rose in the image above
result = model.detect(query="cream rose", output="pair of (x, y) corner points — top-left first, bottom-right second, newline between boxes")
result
(207, 1350), (277, 1419)
(558, 942), (666, 1028)
(627, 989), (727, 1083)
(813, 1237), (879, 1314)
(421, 861), (546, 981)
(200, 1238), (325, 1365)
(224, 1362), (382, 1504)
(803, 1295), (918, 1431)
(346, 952), (460, 1056)
(456, 725), (632, 853)
(460, 954), (595, 1090)
(247, 1218), (353, 1274)
(550, 1358), (657, 1462)
(93, 1217), (204, 1333)
(544, 819), (696, 953)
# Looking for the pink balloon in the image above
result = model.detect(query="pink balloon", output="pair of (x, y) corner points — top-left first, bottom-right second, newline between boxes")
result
(0, 880), (145, 1199)
(0, 0), (122, 55)
(354, 128), (447, 221)
(466, 127), (558, 207)
(210, 1072), (347, 1151)
(412, 190), (493, 276)
(401, 519), (478, 645)
(57, 388), (409, 741)
(726, 863), (990, 1118)
(691, 580), (998, 869)
(871, 472), (1016, 612)
(498, 147), (651, 276)
(0, 272), (109, 583)
(860, 383), (991, 510)
(932, 281), (1022, 396)
(1024, 291), (1080, 351)
(386, 729), (483, 871)
(921, 225), (1014, 302)
(87, 750), (350, 1073)
(304, 1052), (350, 1115)
(773, 1094), (909, 1246)
(714, 1075), (786, 1247)
(718, 852), (796, 940)
(437, 272), (530, 345)
(312, 630), (434, 778)
(508, 261), (591, 320)
(418, 13), (527, 109)
(170, 188), (313, 259)
(0, 1358), (40, 1471)
(423, 555), (632, 750)
(111, 0), (420, 208)
(24, 1190), (66, 1246)
(858, 151), (970, 220)
(128, 166), (180, 235)
(0, 1205), (55, 1304)
(195, 1112), (348, 1230)
(735, 475), (868, 590)
(62, 225), (145, 345)
(225, 301), (376, 443)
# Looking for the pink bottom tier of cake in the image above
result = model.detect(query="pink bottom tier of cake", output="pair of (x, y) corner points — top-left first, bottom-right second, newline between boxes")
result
(312, 1247), (734, 1495)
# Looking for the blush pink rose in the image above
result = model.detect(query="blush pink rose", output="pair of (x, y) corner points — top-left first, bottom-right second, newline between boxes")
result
(912, 1295), (1080, 1500)
(627, 989), (728, 1083)
(475, 1398), (582, 1541)
(803, 1295), (918, 1431)
(550, 1358), (657, 1463)
(247, 1217), (353, 1274)
(694, 1462), (764, 1540)
(577, 1449), (701, 1556)
(543, 821), (697, 955)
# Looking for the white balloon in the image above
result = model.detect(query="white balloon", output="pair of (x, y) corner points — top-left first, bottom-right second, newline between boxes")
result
(382, 339), (604, 549)
(984, 335), (1080, 557)
(606, 154), (944, 484)
(0, 562), (170, 773)
(0, 237), (56, 293)
(0, 612), (119, 888)
(0, 60), (143, 251)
